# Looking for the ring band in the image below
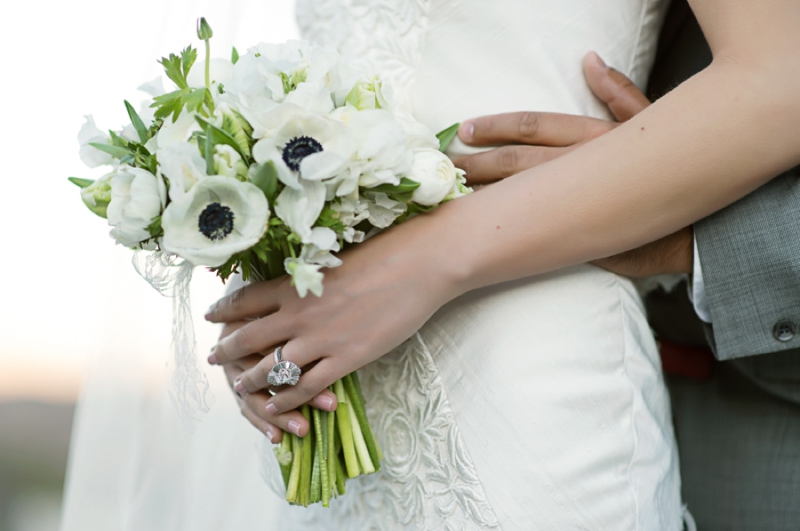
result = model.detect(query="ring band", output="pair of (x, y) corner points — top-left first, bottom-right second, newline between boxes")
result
(267, 346), (302, 387)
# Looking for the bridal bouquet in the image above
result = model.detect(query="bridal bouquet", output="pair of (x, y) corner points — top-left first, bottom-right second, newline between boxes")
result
(69, 19), (467, 507)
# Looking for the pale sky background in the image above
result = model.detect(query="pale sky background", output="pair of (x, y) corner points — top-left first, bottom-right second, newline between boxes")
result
(0, 0), (300, 403)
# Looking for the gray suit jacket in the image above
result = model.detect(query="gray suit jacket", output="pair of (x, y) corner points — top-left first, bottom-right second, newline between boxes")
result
(646, 1), (800, 403)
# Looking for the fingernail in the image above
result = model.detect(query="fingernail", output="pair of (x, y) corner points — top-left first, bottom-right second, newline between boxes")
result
(234, 379), (245, 394)
(459, 122), (474, 142)
(588, 51), (607, 69)
(265, 403), (278, 415)
(319, 395), (335, 410)
(266, 426), (275, 442)
(207, 352), (218, 365)
(288, 420), (302, 436)
(204, 306), (214, 321)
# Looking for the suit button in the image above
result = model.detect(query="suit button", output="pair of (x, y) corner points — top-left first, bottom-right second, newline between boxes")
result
(773, 320), (796, 342)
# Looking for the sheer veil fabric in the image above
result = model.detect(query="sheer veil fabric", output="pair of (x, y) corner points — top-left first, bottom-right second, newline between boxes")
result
(62, 1), (686, 530)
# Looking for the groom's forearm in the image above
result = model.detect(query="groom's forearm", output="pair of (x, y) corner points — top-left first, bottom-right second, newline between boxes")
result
(419, 3), (800, 296)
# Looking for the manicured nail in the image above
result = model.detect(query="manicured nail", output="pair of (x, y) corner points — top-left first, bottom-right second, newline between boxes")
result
(288, 420), (302, 436)
(207, 352), (218, 365)
(588, 51), (607, 69)
(266, 426), (275, 442)
(204, 305), (215, 320)
(234, 379), (245, 394)
(460, 122), (474, 142)
(265, 403), (278, 415)
(318, 395), (335, 410)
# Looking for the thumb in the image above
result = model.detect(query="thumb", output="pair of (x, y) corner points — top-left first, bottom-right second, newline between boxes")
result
(583, 52), (651, 122)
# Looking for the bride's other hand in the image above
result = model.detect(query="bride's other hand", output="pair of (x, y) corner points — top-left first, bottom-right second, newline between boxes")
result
(454, 51), (692, 277)
(217, 321), (338, 441)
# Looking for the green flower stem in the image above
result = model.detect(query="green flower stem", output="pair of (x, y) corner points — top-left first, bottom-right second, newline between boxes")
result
(204, 39), (211, 89)
(335, 453), (347, 496)
(313, 407), (330, 507)
(333, 379), (360, 478)
(310, 437), (322, 504)
(279, 437), (292, 488)
(346, 398), (375, 474)
(299, 405), (313, 506)
(344, 372), (382, 470)
(285, 434), (302, 503)
(327, 406), (337, 499)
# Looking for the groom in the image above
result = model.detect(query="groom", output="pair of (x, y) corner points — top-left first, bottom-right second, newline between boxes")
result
(453, 1), (800, 529)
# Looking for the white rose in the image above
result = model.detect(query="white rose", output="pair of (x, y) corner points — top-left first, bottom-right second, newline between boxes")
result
(107, 166), (166, 247)
(161, 176), (269, 267)
(409, 149), (458, 206)
(78, 115), (113, 168)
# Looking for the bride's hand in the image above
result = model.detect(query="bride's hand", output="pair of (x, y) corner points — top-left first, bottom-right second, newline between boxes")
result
(454, 51), (692, 277)
(218, 321), (339, 440)
(207, 224), (456, 417)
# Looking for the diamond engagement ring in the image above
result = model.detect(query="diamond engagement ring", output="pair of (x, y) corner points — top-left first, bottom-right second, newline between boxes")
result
(267, 346), (301, 387)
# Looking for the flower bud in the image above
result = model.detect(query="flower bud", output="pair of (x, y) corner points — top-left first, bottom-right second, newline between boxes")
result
(408, 149), (458, 206)
(79, 173), (113, 218)
(213, 144), (248, 180)
(345, 76), (390, 111)
(197, 17), (213, 40)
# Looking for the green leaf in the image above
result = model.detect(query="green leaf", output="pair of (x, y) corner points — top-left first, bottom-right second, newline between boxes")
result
(89, 142), (130, 159)
(152, 88), (186, 122)
(251, 161), (281, 202)
(195, 115), (247, 159)
(159, 52), (188, 89)
(367, 177), (421, 194)
(146, 216), (163, 238)
(436, 122), (460, 152)
(231, 46), (239, 64)
(181, 46), (198, 82)
(68, 177), (94, 188)
(124, 100), (149, 143)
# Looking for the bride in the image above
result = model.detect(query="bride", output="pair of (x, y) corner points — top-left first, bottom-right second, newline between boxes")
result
(62, 0), (800, 529)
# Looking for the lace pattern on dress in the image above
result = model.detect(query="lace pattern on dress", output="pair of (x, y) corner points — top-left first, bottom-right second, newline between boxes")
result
(296, 0), (432, 111)
(260, 334), (502, 530)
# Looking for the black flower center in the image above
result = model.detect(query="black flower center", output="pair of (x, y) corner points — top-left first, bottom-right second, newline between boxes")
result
(198, 202), (235, 241)
(282, 135), (323, 171)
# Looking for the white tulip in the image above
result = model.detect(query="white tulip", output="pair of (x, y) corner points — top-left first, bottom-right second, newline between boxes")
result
(409, 149), (458, 206)
(78, 115), (113, 168)
(161, 176), (269, 267)
(107, 166), (166, 247)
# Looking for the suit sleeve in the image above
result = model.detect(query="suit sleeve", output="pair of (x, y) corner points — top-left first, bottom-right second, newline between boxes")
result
(694, 167), (800, 360)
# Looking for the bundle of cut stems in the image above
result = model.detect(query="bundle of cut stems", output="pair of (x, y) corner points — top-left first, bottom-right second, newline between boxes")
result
(274, 371), (382, 507)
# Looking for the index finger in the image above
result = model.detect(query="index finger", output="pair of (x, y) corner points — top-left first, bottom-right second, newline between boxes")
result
(205, 276), (286, 323)
(458, 111), (613, 147)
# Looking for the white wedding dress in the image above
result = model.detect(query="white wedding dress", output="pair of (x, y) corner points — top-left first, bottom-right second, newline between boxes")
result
(61, 0), (686, 530)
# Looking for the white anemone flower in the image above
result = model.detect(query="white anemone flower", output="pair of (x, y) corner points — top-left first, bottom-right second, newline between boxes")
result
(186, 58), (234, 89)
(253, 113), (347, 189)
(157, 109), (202, 149)
(157, 141), (208, 201)
(161, 176), (269, 267)
(107, 166), (166, 247)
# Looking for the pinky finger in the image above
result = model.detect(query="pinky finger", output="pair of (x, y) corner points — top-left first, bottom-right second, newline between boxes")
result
(241, 404), (282, 444)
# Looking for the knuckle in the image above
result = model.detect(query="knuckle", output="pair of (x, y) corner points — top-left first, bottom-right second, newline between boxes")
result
(517, 112), (540, 140)
(228, 286), (247, 310)
(231, 327), (254, 354)
(498, 147), (520, 174)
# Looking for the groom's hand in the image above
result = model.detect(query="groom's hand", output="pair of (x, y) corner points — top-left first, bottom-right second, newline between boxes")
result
(454, 52), (692, 277)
